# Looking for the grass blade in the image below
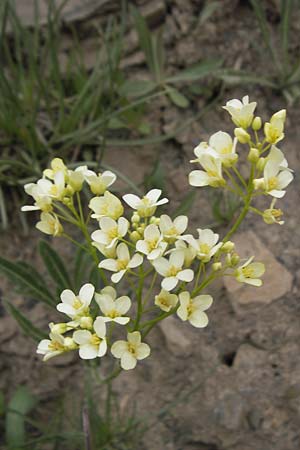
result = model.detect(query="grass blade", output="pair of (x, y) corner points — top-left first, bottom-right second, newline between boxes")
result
(5, 301), (47, 342)
(39, 240), (73, 291)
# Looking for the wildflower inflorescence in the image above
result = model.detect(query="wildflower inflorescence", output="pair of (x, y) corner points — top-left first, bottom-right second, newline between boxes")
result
(23, 96), (293, 371)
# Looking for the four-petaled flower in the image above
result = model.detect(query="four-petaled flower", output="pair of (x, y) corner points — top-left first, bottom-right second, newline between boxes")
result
(84, 169), (116, 195)
(254, 161), (293, 198)
(177, 291), (213, 328)
(183, 229), (222, 262)
(189, 153), (225, 188)
(57, 284), (95, 319)
(95, 286), (131, 324)
(73, 317), (107, 359)
(99, 243), (143, 283)
(91, 217), (129, 249)
(153, 250), (194, 291)
(155, 289), (178, 312)
(136, 224), (167, 260)
(234, 257), (265, 286)
(37, 332), (68, 361)
(111, 331), (150, 370)
(223, 95), (257, 129)
(159, 214), (188, 243)
(89, 191), (124, 220)
(123, 189), (168, 218)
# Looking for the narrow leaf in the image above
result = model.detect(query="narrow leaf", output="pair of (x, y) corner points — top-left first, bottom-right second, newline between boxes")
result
(0, 256), (55, 306)
(5, 301), (47, 342)
(166, 86), (189, 108)
(6, 386), (37, 449)
(166, 59), (223, 83)
(39, 240), (72, 291)
(119, 79), (156, 98)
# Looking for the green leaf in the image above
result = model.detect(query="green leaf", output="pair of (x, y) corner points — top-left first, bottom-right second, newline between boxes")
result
(39, 240), (72, 291)
(217, 69), (278, 88)
(166, 86), (189, 108)
(119, 79), (156, 98)
(0, 256), (55, 306)
(130, 6), (155, 74)
(6, 386), (37, 450)
(280, 0), (293, 69)
(166, 59), (223, 83)
(107, 117), (126, 130)
(0, 391), (5, 416)
(5, 301), (47, 342)
(172, 191), (196, 217)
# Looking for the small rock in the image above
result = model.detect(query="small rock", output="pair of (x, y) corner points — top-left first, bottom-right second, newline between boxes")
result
(213, 390), (247, 430)
(223, 231), (293, 314)
(158, 315), (192, 356)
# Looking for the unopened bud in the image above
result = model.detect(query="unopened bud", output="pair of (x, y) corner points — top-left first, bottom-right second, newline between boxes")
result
(221, 241), (235, 253)
(256, 157), (266, 172)
(130, 231), (141, 243)
(50, 322), (68, 334)
(80, 316), (93, 330)
(248, 147), (260, 163)
(131, 213), (140, 224)
(137, 226), (145, 234)
(212, 262), (222, 271)
(234, 128), (250, 144)
(226, 252), (240, 267)
(64, 337), (77, 350)
(252, 116), (262, 131)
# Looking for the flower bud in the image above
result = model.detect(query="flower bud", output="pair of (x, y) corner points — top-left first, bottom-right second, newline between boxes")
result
(256, 157), (266, 172)
(50, 322), (68, 334)
(234, 128), (250, 144)
(131, 213), (140, 224)
(221, 241), (235, 253)
(247, 147), (260, 163)
(64, 337), (77, 350)
(252, 116), (262, 131)
(212, 262), (222, 271)
(130, 231), (141, 243)
(137, 226), (145, 235)
(226, 252), (240, 267)
(79, 316), (93, 330)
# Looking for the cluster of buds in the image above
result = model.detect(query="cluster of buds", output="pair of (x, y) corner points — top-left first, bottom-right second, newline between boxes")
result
(22, 96), (293, 372)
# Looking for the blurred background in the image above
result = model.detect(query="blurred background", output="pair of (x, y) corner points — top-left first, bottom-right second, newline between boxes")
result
(0, 1), (300, 449)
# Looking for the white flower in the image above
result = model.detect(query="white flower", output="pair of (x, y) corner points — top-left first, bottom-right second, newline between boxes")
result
(136, 224), (167, 260)
(264, 109), (286, 144)
(154, 289), (178, 312)
(57, 283), (95, 319)
(183, 229), (222, 262)
(99, 243), (143, 283)
(263, 199), (284, 225)
(234, 257), (265, 286)
(208, 131), (238, 167)
(159, 214), (188, 243)
(21, 179), (54, 212)
(123, 189), (168, 218)
(253, 161), (293, 198)
(95, 286), (131, 324)
(177, 291), (213, 328)
(91, 217), (129, 249)
(73, 318), (107, 359)
(92, 241), (117, 259)
(37, 332), (67, 361)
(111, 331), (150, 370)
(89, 191), (124, 220)
(84, 170), (116, 195)
(43, 158), (68, 180)
(172, 240), (197, 267)
(223, 95), (257, 128)
(266, 145), (289, 170)
(153, 250), (194, 291)
(36, 212), (63, 236)
(189, 153), (225, 188)
(68, 166), (88, 191)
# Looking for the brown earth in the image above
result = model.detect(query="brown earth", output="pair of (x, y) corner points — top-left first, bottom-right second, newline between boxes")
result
(1, 1), (300, 449)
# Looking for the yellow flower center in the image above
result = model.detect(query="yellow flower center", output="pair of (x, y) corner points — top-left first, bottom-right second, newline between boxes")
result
(108, 309), (119, 319)
(268, 177), (278, 190)
(117, 259), (128, 271)
(49, 341), (65, 351)
(127, 343), (136, 355)
(220, 146), (232, 155)
(207, 170), (218, 178)
(50, 185), (59, 196)
(90, 334), (101, 346)
(241, 267), (255, 278)
(108, 227), (118, 239)
(148, 238), (158, 250)
(73, 298), (83, 310)
(199, 243), (211, 254)
(272, 208), (283, 218)
(167, 265), (180, 277)
(186, 302), (194, 316)
(158, 295), (170, 307)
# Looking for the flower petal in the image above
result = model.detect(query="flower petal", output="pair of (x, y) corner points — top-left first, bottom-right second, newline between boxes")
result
(120, 351), (137, 370)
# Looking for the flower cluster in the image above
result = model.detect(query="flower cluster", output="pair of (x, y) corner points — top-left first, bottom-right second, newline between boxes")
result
(22, 96), (293, 373)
